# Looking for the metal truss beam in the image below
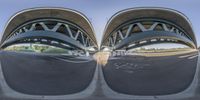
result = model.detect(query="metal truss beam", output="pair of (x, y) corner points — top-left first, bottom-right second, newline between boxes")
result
(3, 19), (96, 50)
(1, 31), (86, 50)
(126, 40), (189, 51)
(114, 31), (195, 50)
(101, 19), (196, 50)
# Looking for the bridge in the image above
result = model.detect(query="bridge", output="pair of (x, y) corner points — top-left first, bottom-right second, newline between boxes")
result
(100, 8), (199, 97)
(0, 7), (199, 100)
(0, 8), (98, 55)
(0, 8), (98, 97)
(101, 8), (197, 51)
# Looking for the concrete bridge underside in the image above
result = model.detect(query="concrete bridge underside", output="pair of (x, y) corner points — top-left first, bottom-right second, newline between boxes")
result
(101, 8), (197, 50)
(0, 8), (98, 51)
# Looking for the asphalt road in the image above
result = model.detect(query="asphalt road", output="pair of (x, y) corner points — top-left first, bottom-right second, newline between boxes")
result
(0, 51), (96, 95)
(103, 51), (199, 95)
(0, 51), (199, 100)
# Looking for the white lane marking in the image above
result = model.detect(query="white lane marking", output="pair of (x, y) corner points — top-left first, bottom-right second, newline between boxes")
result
(178, 54), (197, 58)
(188, 55), (199, 59)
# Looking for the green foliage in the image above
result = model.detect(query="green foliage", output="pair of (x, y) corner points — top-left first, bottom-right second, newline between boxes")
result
(4, 43), (69, 54)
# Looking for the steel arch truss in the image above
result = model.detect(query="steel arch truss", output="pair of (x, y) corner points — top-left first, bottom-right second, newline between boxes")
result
(101, 19), (196, 50)
(1, 19), (97, 51)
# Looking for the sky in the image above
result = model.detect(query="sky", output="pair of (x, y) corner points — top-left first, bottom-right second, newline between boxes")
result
(0, 0), (199, 47)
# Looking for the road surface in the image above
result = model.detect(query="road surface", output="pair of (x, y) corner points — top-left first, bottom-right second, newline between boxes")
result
(103, 51), (199, 95)
(0, 51), (96, 95)
(0, 50), (199, 99)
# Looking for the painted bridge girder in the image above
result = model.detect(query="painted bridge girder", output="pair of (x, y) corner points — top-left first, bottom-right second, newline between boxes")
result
(115, 31), (195, 50)
(1, 19), (97, 51)
(1, 31), (86, 50)
(101, 19), (196, 50)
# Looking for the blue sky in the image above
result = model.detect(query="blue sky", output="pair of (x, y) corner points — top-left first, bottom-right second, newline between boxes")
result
(0, 0), (199, 47)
